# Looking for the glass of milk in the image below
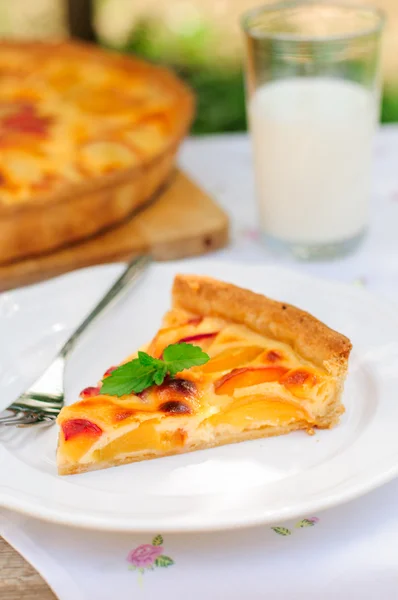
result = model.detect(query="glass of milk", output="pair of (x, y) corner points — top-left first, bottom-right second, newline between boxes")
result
(242, 2), (385, 259)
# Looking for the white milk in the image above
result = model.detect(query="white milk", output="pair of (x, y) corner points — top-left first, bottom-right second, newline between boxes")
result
(249, 77), (376, 244)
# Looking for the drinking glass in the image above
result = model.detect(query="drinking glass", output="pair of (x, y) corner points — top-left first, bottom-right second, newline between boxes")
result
(241, 2), (385, 259)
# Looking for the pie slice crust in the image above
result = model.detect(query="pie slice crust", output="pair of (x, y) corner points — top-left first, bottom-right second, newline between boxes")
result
(56, 275), (352, 475)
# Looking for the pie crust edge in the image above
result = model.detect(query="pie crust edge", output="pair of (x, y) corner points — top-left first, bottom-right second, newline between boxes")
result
(172, 274), (352, 378)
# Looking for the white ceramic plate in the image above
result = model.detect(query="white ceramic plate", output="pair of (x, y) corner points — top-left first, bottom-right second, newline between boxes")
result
(1, 261), (398, 532)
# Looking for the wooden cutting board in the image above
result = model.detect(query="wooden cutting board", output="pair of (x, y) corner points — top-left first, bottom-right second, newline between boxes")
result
(0, 170), (229, 291)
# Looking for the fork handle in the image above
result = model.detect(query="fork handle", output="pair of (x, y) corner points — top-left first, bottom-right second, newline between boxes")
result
(60, 255), (151, 357)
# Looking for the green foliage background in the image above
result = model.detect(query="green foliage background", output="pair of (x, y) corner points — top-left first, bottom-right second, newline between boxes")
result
(112, 19), (398, 134)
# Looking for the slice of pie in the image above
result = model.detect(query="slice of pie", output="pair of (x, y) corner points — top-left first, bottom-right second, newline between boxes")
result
(56, 275), (352, 475)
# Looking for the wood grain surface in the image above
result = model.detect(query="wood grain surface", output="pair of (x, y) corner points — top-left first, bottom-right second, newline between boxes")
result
(0, 537), (56, 600)
(0, 170), (229, 291)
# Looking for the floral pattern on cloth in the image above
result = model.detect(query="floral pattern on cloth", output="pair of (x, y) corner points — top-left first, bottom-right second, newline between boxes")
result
(271, 517), (319, 536)
(127, 535), (174, 583)
(126, 520), (318, 585)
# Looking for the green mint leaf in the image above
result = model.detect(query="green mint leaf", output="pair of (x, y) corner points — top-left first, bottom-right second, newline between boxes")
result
(153, 365), (167, 386)
(101, 359), (157, 397)
(138, 352), (167, 385)
(163, 343), (210, 377)
(138, 351), (164, 369)
(137, 351), (155, 366)
(101, 343), (210, 397)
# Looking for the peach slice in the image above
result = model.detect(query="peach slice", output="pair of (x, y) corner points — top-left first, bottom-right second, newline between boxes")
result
(80, 386), (101, 398)
(92, 420), (162, 463)
(201, 346), (264, 374)
(186, 317), (203, 326)
(154, 331), (218, 357)
(73, 89), (134, 115)
(177, 332), (219, 350)
(280, 368), (318, 398)
(260, 349), (285, 364)
(93, 421), (189, 464)
(103, 366), (117, 378)
(149, 324), (215, 357)
(2, 103), (52, 137)
(62, 418), (102, 441)
(208, 398), (309, 429)
(215, 366), (289, 395)
(61, 418), (103, 462)
(124, 117), (168, 157)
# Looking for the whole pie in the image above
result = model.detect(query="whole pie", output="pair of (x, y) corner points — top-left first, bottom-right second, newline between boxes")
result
(56, 275), (352, 476)
(0, 41), (194, 263)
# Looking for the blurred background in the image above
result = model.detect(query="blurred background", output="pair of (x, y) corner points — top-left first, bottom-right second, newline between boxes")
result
(1, 0), (397, 133)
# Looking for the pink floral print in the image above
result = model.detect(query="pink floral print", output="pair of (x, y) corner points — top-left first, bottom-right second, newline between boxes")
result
(127, 535), (174, 579)
(127, 544), (163, 568)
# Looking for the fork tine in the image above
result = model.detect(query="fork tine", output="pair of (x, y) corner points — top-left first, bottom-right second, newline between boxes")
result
(0, 411), (57, 426)
(9, 406), (61, 417)
(12, 399), (63, 410)
(1, 418), (38, 426)
(0, 414), (40, 426)
(0, 412), (26, 422)
(1, 419), (54, 427)
(18, 392), (64, 404)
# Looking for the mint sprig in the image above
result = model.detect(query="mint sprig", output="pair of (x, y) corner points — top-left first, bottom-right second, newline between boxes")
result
(100, 343), (210, 397)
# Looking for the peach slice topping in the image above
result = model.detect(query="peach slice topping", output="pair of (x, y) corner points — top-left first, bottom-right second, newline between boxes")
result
(154, 331), (219, 357)
(260, 350), (284, 363)
(92, 420), (162, 463)
(201, 346), (264, 374)
(280, 368), (318, 398)
(93, 421), (188, 464)
(103, 366), (117, 378)
(208, 398), (309, 429)
(186, 317), (203, 326)
(61, 418), (103, 462)
(215, 366), (289, 395)
(73, 89), (134, 115)
(1, 103), (52, 138)
(62, 418), (102, 441)
(80, 386), (101, 398)
(178, 332), (218, 344)
(149, 321), (215, 357)
(175, 331), (219, 353)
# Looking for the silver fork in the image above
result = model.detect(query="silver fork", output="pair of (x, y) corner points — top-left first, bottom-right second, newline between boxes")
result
(0, 255), (151, 428)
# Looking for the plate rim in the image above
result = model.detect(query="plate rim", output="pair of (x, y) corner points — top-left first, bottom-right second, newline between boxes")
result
(1, 260), (398, 532)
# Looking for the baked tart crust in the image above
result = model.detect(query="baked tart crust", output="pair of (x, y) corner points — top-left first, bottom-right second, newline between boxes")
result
(56, 275), (352, 475)
(0, 41), (194, 263)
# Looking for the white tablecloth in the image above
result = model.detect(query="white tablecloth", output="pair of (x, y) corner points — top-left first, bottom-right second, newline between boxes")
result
(2, 128), (398, 599)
